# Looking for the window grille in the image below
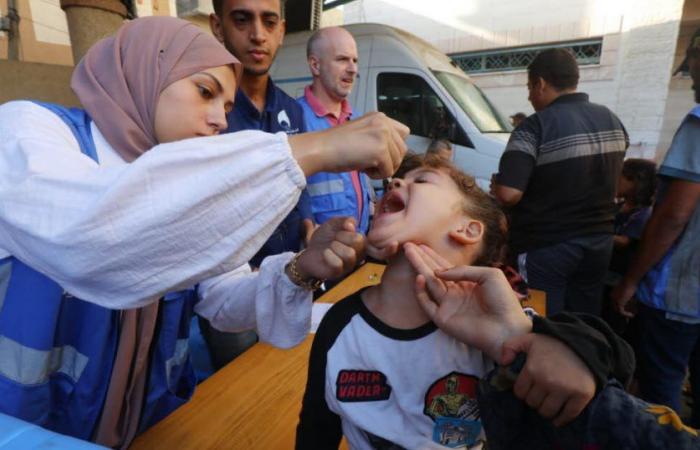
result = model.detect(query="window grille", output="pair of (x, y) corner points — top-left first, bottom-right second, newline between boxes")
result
(452, 39), (603, 74)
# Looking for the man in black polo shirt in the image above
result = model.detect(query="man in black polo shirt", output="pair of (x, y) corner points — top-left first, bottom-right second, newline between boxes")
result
(491, 48), (628, 315)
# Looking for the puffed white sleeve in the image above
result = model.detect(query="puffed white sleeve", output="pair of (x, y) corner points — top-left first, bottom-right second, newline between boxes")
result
(0, 101), (306, 309)
(194, 252), (313, 349)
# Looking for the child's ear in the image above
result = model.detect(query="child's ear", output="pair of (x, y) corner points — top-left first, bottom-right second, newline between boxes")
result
(449, 219), (484, 246)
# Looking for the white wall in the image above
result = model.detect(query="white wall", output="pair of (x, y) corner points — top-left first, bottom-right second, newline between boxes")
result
(337, 0), (686, 160)
(29, 0), (71, 46)
(658, 1), (700, 160)
(342, 0), (625, 53)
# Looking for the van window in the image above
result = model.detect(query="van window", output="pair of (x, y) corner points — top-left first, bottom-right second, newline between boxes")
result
(433, 71), (511, 133)
(377, 73), (469, 146)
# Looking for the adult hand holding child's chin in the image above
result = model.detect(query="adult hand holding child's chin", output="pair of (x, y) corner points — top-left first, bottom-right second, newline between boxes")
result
(404, 242), (595, 426)
(403, 242), (531, 362)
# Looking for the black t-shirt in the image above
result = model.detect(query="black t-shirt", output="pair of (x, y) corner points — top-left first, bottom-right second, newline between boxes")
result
(497, 93), (628, 254)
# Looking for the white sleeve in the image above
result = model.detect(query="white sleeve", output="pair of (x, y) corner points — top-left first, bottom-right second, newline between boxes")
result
(0, 101), (306, 308)
(194, 252), (312, 349)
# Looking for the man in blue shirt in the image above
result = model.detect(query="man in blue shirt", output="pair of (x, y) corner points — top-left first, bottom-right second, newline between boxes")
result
(612, 28), (700, 427)
(297, 27), (374, 235)
(203, 0), (312, 369)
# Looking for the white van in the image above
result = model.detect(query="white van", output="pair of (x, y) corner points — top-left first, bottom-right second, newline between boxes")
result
(271, 23), (513, 189)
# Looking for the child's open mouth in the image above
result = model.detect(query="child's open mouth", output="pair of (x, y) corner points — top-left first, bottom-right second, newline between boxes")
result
(379, 190), (406, 216)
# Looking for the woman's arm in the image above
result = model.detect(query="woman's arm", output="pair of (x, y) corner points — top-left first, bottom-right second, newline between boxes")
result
(194, 217), (366, 349)
(0, 101), (305, 308)
(194, 254), (313, 349)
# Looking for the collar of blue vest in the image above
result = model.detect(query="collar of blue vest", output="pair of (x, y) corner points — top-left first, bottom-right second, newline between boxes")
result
(689, 105), (700, 119)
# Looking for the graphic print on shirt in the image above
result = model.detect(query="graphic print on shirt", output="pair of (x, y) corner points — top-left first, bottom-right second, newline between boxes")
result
(423, 372), (482, 448)
(336, 369), (392, 402)
(277, 110), (291, 131)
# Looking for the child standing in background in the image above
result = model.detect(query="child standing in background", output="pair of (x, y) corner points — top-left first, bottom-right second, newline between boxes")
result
(609, 158), (658, 280)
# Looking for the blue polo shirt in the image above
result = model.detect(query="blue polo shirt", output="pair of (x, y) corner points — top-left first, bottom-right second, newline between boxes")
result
(226, 79), (311, 268)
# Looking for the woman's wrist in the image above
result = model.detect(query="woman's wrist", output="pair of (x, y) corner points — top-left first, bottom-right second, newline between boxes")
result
(285, 251), (324, 291)
(288, 131), (327, 177)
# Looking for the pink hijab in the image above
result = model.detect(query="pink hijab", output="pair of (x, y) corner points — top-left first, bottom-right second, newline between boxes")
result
(72, 16), (241, 162)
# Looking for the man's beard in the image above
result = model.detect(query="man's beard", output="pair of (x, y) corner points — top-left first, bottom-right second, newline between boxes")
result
(243, 66), (270, 77)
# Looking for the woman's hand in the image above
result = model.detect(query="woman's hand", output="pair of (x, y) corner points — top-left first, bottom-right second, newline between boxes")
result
(406, 243), (595, 426)
(289, 112), (410, 179)
(404, 243), (531, 362)
(294, 217), (366, 282)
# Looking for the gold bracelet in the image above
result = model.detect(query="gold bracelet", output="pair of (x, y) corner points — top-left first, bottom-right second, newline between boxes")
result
(286, 250), (324, 291)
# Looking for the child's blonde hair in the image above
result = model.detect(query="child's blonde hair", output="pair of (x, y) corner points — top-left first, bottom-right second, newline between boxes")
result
(394, 153), (508, 266)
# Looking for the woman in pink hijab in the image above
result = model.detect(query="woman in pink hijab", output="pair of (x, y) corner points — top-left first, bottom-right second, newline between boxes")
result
(0, 16), (407, 448)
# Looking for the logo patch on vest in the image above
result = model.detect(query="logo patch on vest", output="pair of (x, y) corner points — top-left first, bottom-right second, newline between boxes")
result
(336, 369), (391, 402)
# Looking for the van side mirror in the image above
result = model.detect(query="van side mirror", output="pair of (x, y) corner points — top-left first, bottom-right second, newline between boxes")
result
(447, 120), (473, 149)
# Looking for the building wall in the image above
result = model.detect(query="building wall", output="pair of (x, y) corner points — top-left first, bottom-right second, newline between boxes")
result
(0, 59), (77, 105)
(613, 0), (684, 159)
(0, 0), (73, 66)
(184, 13), (210, 31)
(135, 0), (177, 17)
(177, 0), (214, 32)
(658, 0), (700, 159)
(343, 0), (625, 54)
(0, 0), (177, 67)
(0, 0), (7, 59)
(340, 0), (686, 160)
(1, 0), (177, 105)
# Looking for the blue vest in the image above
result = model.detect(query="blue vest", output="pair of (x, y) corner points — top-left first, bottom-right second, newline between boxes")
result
(636, 105), (700, 317)
(297, 96), (373, 234)
(0, 103), (198, 441)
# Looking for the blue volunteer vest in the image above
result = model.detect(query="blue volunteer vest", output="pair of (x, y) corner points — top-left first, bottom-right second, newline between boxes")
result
(636, 105), (700, 317)
(297, 96), (373, 234)
(0, 103), (198, 441)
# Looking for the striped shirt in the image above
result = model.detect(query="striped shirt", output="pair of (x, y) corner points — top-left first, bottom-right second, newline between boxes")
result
(497, 93), (628, 254)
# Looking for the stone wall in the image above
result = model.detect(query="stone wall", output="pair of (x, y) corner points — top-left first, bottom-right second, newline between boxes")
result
(0, 0), (177, 66)
(613, 0), (684, 159)
(340, 0), (687, 160)
(657, 1), (700, 161)
(0, 59), (78, 106)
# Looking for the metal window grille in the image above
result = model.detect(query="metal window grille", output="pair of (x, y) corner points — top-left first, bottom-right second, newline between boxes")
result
(451, 39), (603, 74)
